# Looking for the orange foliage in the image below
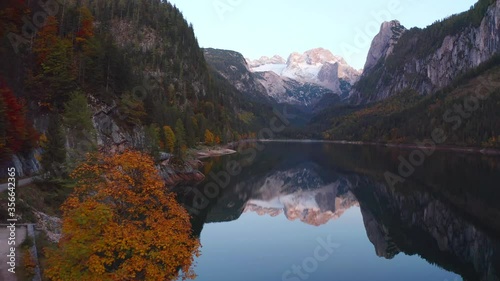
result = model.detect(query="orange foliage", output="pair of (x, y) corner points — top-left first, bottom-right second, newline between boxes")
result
(33, 16), (59, 64)
(76, 7), (94, 44)
(45, 150), (200, 281)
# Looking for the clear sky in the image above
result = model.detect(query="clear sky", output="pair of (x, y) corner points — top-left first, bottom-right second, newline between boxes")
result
(169, 0), (478, 69)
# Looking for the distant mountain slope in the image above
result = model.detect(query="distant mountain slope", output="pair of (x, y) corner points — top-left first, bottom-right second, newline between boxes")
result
(0, 0), (277, 175)
(315, 57), (500, 148)
(306, 0), (500, 148)
(203, 48), (274, 103)
(248, 48), (360, 91)
(204, 48), (344, 114)
(253, 71), (340, 110)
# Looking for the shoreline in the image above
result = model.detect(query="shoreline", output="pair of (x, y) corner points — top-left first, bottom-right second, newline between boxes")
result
(190, 146), (237, 159)
(232, 139), (500, 156)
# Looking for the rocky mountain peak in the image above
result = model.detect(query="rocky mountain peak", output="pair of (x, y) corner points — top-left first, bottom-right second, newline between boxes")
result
(288, 47), (347, 66)
(280, 48), (360, 89)
(363, 20), (406, 72)
(244, 48), (361, 107)
(247, 55), (286, 68)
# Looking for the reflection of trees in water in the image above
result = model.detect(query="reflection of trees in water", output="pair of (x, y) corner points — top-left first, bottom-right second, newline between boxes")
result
(176, 142), (500, 281)
(353, 176), (500, 281)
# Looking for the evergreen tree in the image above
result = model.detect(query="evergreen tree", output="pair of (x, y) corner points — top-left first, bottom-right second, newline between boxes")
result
(174, 118), (186, 155)
(42, 114), (67, 177)
(63, 91), (97, 169)
(144, 124), (161, 160)
(184, 112), (196, 147)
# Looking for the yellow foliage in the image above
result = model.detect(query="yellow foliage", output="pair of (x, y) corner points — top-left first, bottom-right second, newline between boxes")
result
(45, 150), (200, 281)
(163, 126), (176, 153)
(22, 249), (36, 277)
(204, 129), (215, 145)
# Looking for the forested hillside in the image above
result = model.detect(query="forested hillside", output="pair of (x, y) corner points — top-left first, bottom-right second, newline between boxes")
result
(311, 56), (500, 148)
(0, 0), (274, 172)
(308, 0), (500, 148)
(350, 0), (499, 103)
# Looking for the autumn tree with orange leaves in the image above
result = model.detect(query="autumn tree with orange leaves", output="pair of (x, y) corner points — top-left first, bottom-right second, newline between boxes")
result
(45, 150), (200, 281)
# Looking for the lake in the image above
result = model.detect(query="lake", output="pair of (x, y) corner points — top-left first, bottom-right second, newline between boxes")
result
(174, 142), (500, 281)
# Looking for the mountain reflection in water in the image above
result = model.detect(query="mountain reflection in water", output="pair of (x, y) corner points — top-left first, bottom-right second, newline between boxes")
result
(174, 142), (500, 281)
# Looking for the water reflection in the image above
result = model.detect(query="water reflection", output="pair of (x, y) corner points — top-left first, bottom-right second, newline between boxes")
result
(242, 162), (358, 226)
(175, 142), (500, 281)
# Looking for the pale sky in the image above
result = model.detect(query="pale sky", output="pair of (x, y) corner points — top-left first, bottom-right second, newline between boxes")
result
(169, 0), (478, 69)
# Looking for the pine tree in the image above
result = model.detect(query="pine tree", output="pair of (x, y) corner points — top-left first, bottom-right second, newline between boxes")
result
(63, 91), (96, 169)
(145, 124), (160, 159)
(174, 118), (186, 155)
(42, 114), (67, 177)
(163, 125), (176, 153)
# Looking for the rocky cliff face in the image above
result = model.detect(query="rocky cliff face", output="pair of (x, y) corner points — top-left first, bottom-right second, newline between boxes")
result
(203, 48), (273, 103)
(351, 0), (500, 103)
(253, 71), (338, 110)
(363, 20), (406, 72)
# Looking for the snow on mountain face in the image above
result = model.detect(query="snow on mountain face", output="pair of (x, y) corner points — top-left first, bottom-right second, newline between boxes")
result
(249, 48), (361, 91)
(253, 71), (337, 108)
(282, 48), (361, 89)
(246, 55), (286, 68)
(250, 63), (287, 75)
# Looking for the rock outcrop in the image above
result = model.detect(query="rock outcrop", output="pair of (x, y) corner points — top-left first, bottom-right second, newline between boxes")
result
(247, 48), (360, 110)
(203, 48), (273, 102)
(351, 0), (500, 103)
(363, 20), (406, 72)
(280, 48), (361, 91)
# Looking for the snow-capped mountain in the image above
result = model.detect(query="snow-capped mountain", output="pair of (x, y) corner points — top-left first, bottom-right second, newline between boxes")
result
(246, 48), (360, 108)
(203, 48), (358, 112)
(247, 48), (361, 93)
(247, 55), (286, 68)
(253, 71), (338, 108)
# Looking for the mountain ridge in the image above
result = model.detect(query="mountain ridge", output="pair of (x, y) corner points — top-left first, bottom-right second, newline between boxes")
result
(247, 47), (361, 93)
(351, 0), (500, 103)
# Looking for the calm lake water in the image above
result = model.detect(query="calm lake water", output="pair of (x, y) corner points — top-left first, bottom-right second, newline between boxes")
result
(174, 142), (500, 281)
